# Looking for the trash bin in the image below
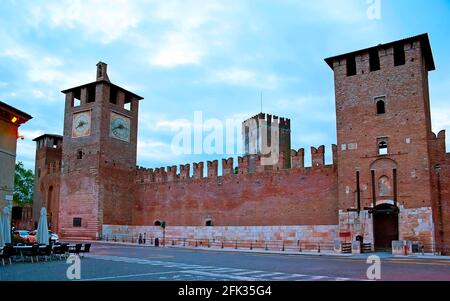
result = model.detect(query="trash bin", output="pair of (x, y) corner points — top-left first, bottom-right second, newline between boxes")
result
(155, 238), (159, 247)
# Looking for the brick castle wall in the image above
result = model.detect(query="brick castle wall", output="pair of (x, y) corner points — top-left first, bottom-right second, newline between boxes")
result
(132, 147), (338, 227)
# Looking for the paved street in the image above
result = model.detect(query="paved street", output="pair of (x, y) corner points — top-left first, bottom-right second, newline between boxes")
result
(1, 242), (450, 281)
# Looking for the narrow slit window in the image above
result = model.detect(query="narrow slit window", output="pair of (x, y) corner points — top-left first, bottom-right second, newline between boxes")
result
(77, 149), (83, 160)
(394, 44), (406, 66)
(347, 55), (357, 76)
(369, 49), (380, 71)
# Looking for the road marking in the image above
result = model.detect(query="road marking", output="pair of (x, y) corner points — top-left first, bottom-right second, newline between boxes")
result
(272, 274), (308, 280)
(82, 271), (179, 281)
(256, 272), (284, 277)
(180, 270), (261, 281)
(233, 270), (264, 275)
(296, 275), (327, 281)
(87, 254), (362, 281)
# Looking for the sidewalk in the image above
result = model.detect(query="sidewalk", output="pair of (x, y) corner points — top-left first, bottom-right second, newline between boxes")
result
(64, 239), (450, 261)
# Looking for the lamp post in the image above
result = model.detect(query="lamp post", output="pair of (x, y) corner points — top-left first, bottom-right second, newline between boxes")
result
(160, 220), (166, 247)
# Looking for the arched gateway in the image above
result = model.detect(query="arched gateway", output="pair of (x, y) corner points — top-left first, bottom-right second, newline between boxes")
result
(373, 203), (399, 251)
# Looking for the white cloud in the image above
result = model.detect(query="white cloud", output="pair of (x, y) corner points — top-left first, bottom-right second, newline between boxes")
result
(211, 68), (281, 90)
(1, 44), (65, 85)
(145, 1), (240, 68)
(28, 0), (142, 44)
(137, 138), (181, 163)
(149, 32), (204, 68)
(156, 119), (192, 131)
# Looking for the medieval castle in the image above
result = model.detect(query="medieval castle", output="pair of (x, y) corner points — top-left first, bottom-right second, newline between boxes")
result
(32, 34), (450, 253)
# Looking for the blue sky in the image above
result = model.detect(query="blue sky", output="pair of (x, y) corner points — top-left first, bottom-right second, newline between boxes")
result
(1, 0), (449, 171)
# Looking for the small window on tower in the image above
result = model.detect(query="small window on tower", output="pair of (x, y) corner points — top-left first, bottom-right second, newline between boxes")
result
(369, 49), (380, 71)
(394, 44), (406, 66)
(346, 55), (357, 76)
(205, 219), (213, 227)
(73, 217), (82, 227)
(124, 102), (131, 111)
(73, 98), (81, 107)
(378, 138), (389, 156)
(376, 99), (386, 114)
(77, 149), (83, 160)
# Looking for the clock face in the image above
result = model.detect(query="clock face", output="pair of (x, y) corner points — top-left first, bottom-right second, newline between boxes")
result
(72, 111), (91, 138)
(110, 112), (130, 142)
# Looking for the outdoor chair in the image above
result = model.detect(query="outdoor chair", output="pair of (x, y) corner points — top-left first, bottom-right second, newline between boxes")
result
(28, 245), (40, 263)
(80, 243), (91, 258)
(52, 244), (69, 260)
(69, 243), (83, 256)
(0, 245), (14, 266)
(39, 245), (53, 262)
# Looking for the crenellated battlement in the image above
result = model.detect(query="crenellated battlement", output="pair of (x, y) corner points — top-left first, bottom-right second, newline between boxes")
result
(134, 144), (337, 184)
(245, 113), (291, 130)
(291, 148), (305, 168)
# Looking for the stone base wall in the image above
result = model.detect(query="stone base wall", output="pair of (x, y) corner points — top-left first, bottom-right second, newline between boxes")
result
(399, 206), (435, 250)
(338, 206), (435, 251)
(102, 224), (339, 251)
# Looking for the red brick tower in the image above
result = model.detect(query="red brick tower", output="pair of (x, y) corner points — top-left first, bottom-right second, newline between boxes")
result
(58, 62), (143, 239)
(32, 134), (63, 231)
(242, 113), (291, 170)
(326, 34), (437, 251)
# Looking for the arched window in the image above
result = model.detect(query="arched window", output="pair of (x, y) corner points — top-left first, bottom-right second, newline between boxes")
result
(154, 220), (161, 226)
(205, 219), (213, 226)
(377, 99), (386, 114)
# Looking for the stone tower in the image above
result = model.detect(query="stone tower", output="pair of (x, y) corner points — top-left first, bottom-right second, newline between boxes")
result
(242, 113), (291, 170)
(32, 134), (63, 231)
(325, 34), (437, 250)
(58, 62), (143, 239)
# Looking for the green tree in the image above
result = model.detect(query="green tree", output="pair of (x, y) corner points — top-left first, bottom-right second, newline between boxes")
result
(14, 162), (34, 206)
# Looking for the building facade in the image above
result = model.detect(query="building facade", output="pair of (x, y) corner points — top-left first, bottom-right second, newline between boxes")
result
(0, 101), (32, 213)
(33, 34), (450, 253)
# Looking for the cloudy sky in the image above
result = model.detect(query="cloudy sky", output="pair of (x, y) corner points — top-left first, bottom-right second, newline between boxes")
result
(1, 0), (449, 171)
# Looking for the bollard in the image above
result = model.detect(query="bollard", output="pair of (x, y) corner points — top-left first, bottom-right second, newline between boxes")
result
(299, 243), (302, 253)
(221, 241), (224, 249)
(282, 242), (285, 252)
(318, 244), (321, 253)
(265, 243), (268, 251)
(195, 240), (198, 248)
(235, 240), (238, 249)
(183, 239), (186, 247)
(250, 241), (253, 250)
(172, 240), (175, 246)
(208, 240), (210, 248)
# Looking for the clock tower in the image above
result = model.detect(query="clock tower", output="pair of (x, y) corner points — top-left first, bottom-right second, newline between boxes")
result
(58, 62), (143, 239)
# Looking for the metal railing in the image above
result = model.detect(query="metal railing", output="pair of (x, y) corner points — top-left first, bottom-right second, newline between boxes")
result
(101, 233), (335, 253)
(100, 233), (450, 256)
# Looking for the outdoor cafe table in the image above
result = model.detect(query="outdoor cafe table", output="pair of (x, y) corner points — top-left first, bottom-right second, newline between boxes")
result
(13, 245), (47, 262)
